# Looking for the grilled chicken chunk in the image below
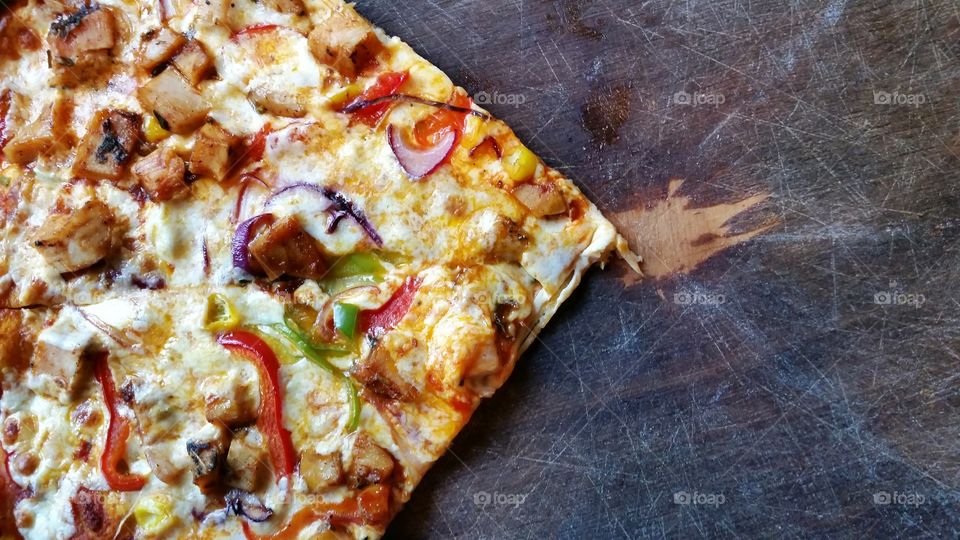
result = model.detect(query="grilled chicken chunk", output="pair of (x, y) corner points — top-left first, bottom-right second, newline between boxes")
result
(511, 182), (568, 218)
(138, 68), (209, 134)
(248, 215), (328, 280)
(307, 8), (383, 79)
(73, 109), (141, 181)
(189, 122), (236, 181)
(138, 26), (185, 72)
(32, 198), (115, 273)
(353, 340), (417, 401)
(347, 433), (395, 488)
(2, 98), (71, 165)
(248, 85), (306, 118)
(300, 448), (342, 492)
(126, 381), (192, 484)
(201, 371), (259, 427)
(187, 424), (230, 494)
(171, 40), (213, 86)
(48, 6), (117, 86)
(132, 147), (189, 202)
(224, 429), (268, 492)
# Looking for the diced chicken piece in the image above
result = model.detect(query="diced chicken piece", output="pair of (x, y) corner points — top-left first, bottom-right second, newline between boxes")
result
(352, 341), (417, 401)
(72, 109), (140, 181)
(138, 27), (185, 73)
(347, 434), (394, 488)
(127, 382), (191, 484)
(131, 147), (188, 202)
(48, 6), (117, 86)
(307, 8), (383, 79)
(465, 210), (528, 263)
(200, 371), (259, 427)
(225, 429), (268, 492)
(511, 182), (568, 218)
(263, 0), (305, 15)
(32, 199), (114, 273)
(30, 340), (84, 395)
(248, 215), (328, 280)
(189, 122), (236, 181)
(187, 424), (229, 494)
(3, 99), (71, 165)
(26, 309), (95, 401)
(171, 40), (213, 86)
(138, 68), (209, 134)
(300, 448), (342, 492)
(248, 85), (306, 118)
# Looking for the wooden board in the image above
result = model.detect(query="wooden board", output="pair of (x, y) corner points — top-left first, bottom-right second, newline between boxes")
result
(354, 0), (960, 537)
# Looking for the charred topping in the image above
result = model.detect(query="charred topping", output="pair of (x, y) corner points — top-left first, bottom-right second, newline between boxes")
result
(94, 119), (128, 164)
(152, 110), (169, 131)
(186, 440), (221, 475)
(50, 5), (97, 39)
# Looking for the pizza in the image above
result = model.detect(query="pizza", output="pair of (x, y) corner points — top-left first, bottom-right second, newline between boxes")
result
(0, 0), (638, 538)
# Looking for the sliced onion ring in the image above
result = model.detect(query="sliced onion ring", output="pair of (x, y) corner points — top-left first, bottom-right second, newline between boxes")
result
(265, 183), (384, 246)
(232, 213), (274, 273)
(387, 124), (457, 180)
(226, 489), (273, 523)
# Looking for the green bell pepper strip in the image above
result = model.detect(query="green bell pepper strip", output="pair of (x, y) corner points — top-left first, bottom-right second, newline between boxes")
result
(259, 318), (361, 431)
(333, 303), (359, 339)
(328, 252), (385, 279)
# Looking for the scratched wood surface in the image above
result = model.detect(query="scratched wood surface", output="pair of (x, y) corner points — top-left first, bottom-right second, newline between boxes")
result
(353, 1), (960, 538)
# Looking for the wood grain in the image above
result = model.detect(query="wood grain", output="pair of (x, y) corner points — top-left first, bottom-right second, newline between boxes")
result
(353, 0), (960, 537)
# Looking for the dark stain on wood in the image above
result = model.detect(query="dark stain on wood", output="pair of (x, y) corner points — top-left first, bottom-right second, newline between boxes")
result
(581, 84), (631, 146)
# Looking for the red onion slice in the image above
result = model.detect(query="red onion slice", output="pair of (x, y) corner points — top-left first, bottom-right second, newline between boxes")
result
(387, 124), (457, 180)
(225, 490), (273, 523)
(232, 213), (274, 273)
(265, 183), (383, 246)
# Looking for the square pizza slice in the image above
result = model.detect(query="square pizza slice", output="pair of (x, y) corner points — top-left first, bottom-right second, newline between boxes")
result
(0, 0), (639, 538)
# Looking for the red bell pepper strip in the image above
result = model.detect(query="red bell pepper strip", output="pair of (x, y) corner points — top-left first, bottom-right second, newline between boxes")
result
(359, 277), (421, 335)
(342, 71), (409, 126)
(0, 89), (11, 156)
(413, 89), (471, 149)
(241, 484), (390, 539)
(217, 330), (296, 481)
(92, 352), (146, 491)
